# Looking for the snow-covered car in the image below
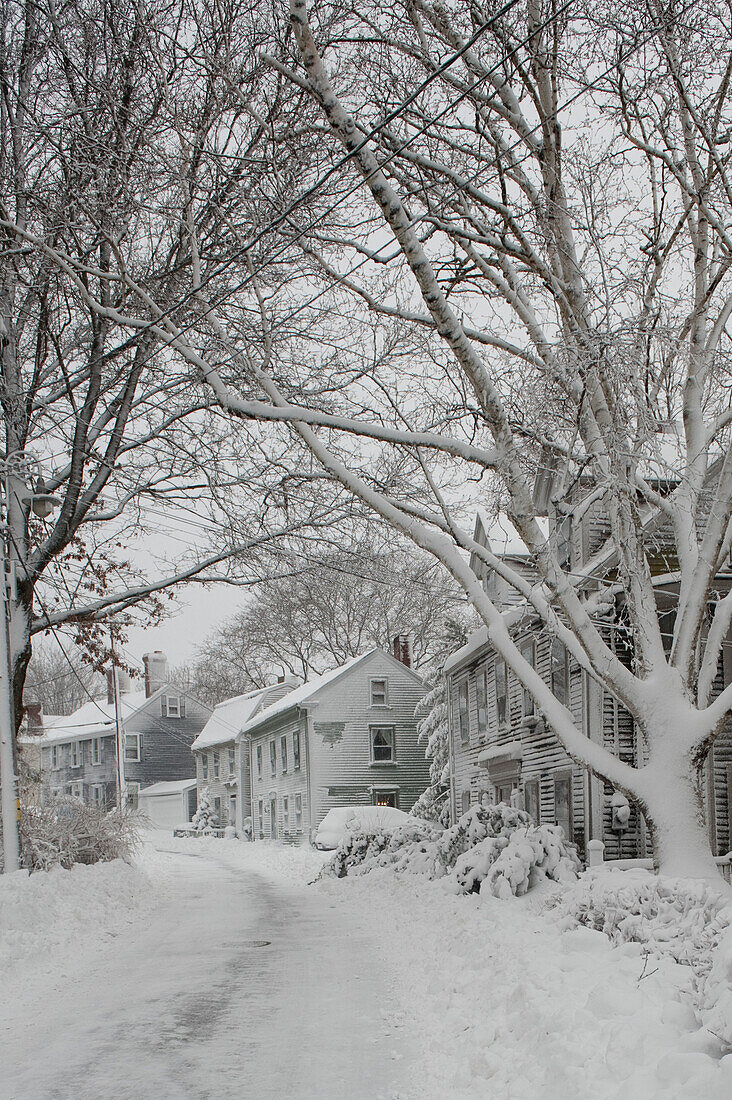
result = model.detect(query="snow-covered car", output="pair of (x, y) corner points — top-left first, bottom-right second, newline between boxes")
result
(313, 805), (437, 850)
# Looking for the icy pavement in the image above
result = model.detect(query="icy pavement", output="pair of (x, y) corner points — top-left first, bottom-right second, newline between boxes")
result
(2, 837), (732, 1099)
(0, 837), (418, 1099)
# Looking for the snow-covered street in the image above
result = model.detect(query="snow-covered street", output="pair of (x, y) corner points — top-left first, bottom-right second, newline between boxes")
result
(2, 836), (732, 1099)
(0, 837), (417, 1100)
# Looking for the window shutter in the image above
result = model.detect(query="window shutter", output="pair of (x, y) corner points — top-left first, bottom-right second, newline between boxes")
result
(138, 735), (143, 760)
(161, 697), (167, 717)
(180, 697), (186, 718)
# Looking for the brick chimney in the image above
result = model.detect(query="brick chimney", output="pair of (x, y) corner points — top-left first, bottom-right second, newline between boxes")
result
(392, 634), (412, 668)
(25, 702), (43, 735)
(142, 651), (169, 697)
(107, 667), (132, 704)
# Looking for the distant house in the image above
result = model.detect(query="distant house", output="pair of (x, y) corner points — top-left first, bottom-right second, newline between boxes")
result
(446, 501), (732, 864)
(245, 646), (428, 843)
(190, 679), (298, 833)
(25, 651), (212, 811)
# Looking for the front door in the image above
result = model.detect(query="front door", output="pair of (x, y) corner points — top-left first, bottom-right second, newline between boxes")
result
(269, 795), (277, 838)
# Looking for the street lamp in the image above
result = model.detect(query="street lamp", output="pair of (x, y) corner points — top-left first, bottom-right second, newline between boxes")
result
(0, 452), (60, 872)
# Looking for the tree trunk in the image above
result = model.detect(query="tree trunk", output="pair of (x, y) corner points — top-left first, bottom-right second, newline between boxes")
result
(638, 739), (726, 888)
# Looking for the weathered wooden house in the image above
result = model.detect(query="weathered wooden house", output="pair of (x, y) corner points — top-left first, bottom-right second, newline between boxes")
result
(26, 651), (212, 811)
(446, 503), (732, 862)
(245, 646), (428, 843)
(190, 678), (298, 833)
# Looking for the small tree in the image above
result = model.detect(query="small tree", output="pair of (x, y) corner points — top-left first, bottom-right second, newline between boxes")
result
(191, 788), (219, 834)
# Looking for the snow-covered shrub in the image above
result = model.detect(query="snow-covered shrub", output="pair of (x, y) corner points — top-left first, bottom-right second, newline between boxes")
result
(549, 869), (732, 1045)
(191, 787), (219, 834)
(17, 799), (140, 871)
(319, 802), (581, 898)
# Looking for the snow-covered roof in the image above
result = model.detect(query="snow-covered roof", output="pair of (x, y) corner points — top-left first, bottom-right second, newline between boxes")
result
(475, 509), (550, 558)
(191, 683), (296, 751)
(28, 690), (149, 744)
(138, 779), (197, 797)
(241, 651), (383, 736)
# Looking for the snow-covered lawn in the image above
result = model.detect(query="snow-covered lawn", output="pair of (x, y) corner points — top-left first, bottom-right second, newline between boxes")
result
(1, 834), (731, 1098)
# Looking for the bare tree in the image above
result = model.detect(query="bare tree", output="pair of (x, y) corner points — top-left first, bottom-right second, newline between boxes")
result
(182, 536), (468, 704)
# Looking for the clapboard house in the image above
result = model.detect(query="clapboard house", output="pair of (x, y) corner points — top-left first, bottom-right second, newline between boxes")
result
(190, 678), (298, 833)
(28, 651), (212, 811)
(446, 492), (732, 863)
(246, 645), (428, 843)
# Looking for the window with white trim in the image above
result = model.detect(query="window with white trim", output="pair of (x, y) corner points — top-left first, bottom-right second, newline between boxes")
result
(476, 665), (488, 739)
(520, 641), (535, 717)
(70, 741), (81, 768)
(270, 740), (276, 776)
(228, 747), (235, 775)
(91, 737), (102, 765)
(51, 745), (58, 768)
(70, 780), (84, 801)
(256, 744), (262, 780)
(280, 735), (288, 774)
(495, 659), (508, 727)
(161, 695), (186, 718)
(457, 679), (469, 745)
(202, 753), (208, 780)
(294, 792), (302, 830)
(370, 678), (388, 706)
(283, 795), (289, 829)
(213, 751), (220, 779)
(124, 733), (141, 762)
(371, 726), (395, 763)
(293, 730), (301, 771)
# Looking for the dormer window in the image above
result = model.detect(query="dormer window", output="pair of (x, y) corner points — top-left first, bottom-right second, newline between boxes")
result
(161, 695), (185, 719)
(370, 678), (388, 706)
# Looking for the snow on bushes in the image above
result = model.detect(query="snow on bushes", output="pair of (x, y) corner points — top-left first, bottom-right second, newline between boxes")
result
(16, 799), (140, 871)
(550, 868), (732, 1046)
(191, 787), (219, 833)
(320, 802), (581, 898)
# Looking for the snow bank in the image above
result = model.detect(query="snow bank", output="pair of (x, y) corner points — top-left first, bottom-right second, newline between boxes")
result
(317, 869), (732, 1097)
(551, 866), (732, 1048)
(0, 859), (150, 977)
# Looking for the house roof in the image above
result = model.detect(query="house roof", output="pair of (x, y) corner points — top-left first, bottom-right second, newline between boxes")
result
(138, 779), (197, 797)
(191, 682), (297, 751)
(474, 509), (550, 559)
(241, 649), (423, 737)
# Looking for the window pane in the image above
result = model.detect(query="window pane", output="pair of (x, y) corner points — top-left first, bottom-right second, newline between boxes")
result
(520, 642), (534, 716)
(371, 679), (388, 705)
(372, 727), (394, 762)
(554, 776), (572, 839)
(293, 731), (300, 770)
(476, 667), (487, 737)
(551, 641), (568, 705)
(458, 680), (469, 744)
(495, 660), (507, 726)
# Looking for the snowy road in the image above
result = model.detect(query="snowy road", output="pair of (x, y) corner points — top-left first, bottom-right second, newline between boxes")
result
(0, 839), (417, 1100)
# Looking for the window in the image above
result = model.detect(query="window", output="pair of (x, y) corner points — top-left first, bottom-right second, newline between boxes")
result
(125, 782), (139, 810)
(91, 784), (105, 808)
(283, 795), (289, 829)
(554, 773), (572, 840)
(520, 641), (535, 717)
(373, 790), (398, 808)
(370, 678), (388, 706)
(293, 729), (301, 771)
(461, 790), (471, 815)
(551, 640), (569, 705)
(294, 792), (302, 830)
(213, 751), (220, 779)
(256, 744), (262, 780)
(124, 733), (141, 762)
(371, 726), (395, 763)
(51, 745), (58, 768)
(476, 666), (488, 739)
(70, 781), (84, 801)
(214, 796), (222, 820)
(91, 737), (102, 765)
(70, 741), (81, 768)
(258, 799), (264, 837)
(270, 740), (276, 776)
(202, 753), (208, 780)
(161, 695), (186, 719)
(457, 679), (469, 744)
(280, 735), (288, 774)
(524, 779), (540, 824)
(495, 659), (507, 727)
(228, 747), (235, 775)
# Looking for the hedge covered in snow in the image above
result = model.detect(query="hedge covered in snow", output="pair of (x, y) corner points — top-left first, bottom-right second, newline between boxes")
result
(550, 868), (732, 1046)
(320, 803), (581, 898)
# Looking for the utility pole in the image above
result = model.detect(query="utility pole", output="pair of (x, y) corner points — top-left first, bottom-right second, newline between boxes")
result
(110, 633), (126, 809)
(0, 452), (59, 872)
